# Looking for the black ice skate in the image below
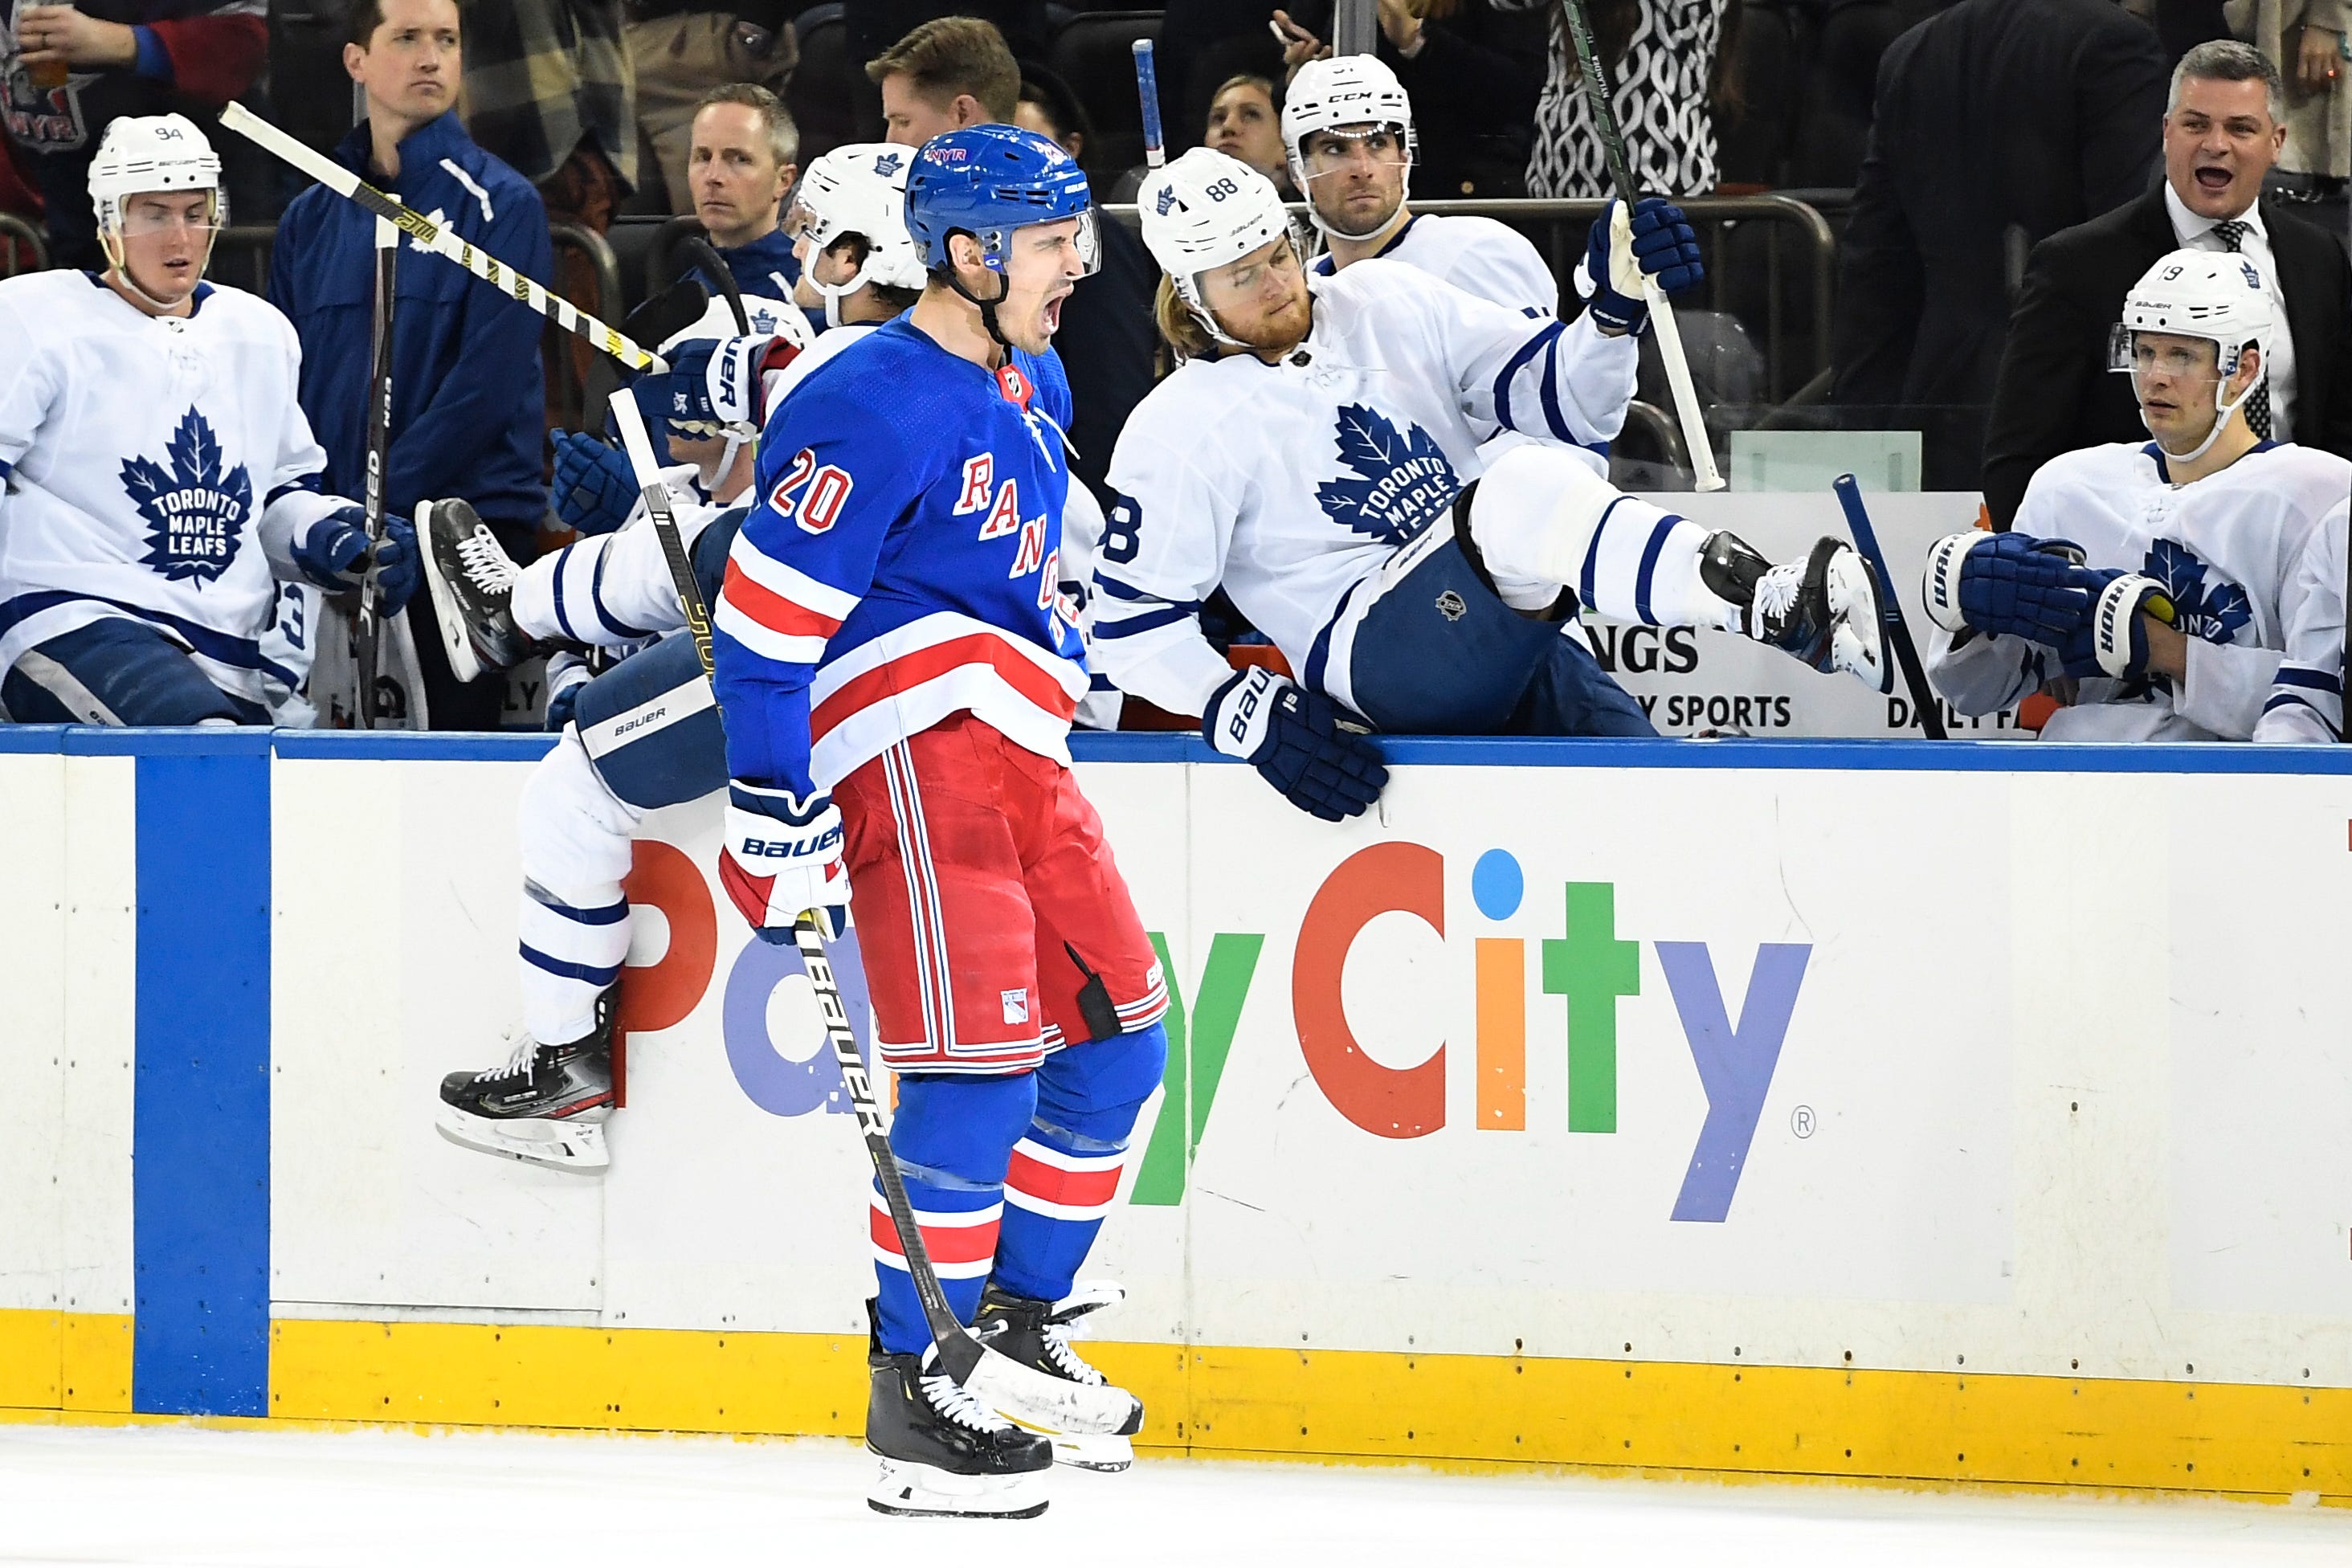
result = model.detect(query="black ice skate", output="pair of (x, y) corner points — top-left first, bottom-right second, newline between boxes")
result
(419, 496), (533, 684)
(1701, 532), (1890, 692)
(867, 1316), (1054, 1518)
(974, 1280), (1145, 1471)
(434, 994), (614, 1174)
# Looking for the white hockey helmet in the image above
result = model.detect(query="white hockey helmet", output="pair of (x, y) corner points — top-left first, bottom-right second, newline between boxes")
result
(784, 142), (927, 327)
(2109, 247), (2273, 459)
(1280, 55), (1415, 239)
(89, 112), (224, 233)
(1139, 147), (1297, 345)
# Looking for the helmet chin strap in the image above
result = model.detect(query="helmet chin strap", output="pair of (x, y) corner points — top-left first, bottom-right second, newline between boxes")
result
(100, 223), (216, 315)
(1303, 182), (1404, 243)
(2146, 361), (2259, 466)
(944, 265), (1015, 358)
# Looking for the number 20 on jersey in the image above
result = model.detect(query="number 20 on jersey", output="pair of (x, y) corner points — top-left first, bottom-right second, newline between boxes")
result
(770, 447), (855, 534)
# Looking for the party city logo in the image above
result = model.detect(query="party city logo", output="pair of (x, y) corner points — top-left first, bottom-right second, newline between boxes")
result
(1129, 842), (1811, 1224)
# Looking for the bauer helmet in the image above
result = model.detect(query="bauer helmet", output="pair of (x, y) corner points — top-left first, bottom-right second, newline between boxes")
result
(88, 113), (225, 303)
(1139, 148), (1298, 346)
(785, 142), (927, 328)
(903, 124), (1098, 279)
(1280, 55), (1415, 240)
(2109, 247), (2273, 460)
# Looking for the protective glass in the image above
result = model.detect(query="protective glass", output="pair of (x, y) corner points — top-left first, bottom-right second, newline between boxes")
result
(118, 192), (223, 238)
(1003, 207), (1100, 279)
(1296, 124), (1411, 185)
(2106, 324), (2237, 386)
(780, 194), (831, 247)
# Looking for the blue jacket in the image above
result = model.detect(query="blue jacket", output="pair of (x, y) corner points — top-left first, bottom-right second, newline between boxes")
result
(268, 113), (551, 527)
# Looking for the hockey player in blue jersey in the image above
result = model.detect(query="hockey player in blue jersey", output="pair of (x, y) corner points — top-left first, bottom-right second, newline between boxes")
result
(709, 125), (1165, 1518)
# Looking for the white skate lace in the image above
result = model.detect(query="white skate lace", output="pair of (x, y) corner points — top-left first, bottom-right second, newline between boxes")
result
(472, 1031), (541, 1085)
(1752, 564), (1803, 633)
(1039, 1322), (1106, 1386)
(921, 1370), (1019, 1434)
(455, 525), (519, 596)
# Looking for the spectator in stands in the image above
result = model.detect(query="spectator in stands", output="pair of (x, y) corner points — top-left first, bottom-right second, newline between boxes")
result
(677, 83), (801, 302)
(866, 14), (1015, 141)
(1017, 64), (1158, 506)
(1982, 39), (2352, 525)
(0, 129), (40, 271)
(1149, 0), (1289, 159)
(462, 0), (636, 231)
(1488, 0), (1737, 198)
(2, 0), (265, 269)
(625, 2), (794, 214)
(2233, 0), (2350, 239)
(1831, 0), (2167, 489)
(1203, 73), (1295, 194)
(271, 0), (551, 731)
(1271, 0), (1549, 198)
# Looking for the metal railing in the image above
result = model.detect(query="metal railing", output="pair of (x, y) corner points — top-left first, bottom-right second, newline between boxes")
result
(0, 214), (47, 276)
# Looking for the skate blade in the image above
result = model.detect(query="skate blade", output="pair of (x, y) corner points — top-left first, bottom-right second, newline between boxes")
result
(418, 502), (487, 686)
(867, 1456), (1050, 1518)
(434, 1104), (609, 1172)
(1050, 1431), (1133, 1472)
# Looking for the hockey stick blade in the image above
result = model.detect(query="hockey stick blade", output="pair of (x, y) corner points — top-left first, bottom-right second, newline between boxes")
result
(787, 918), (1138, 1436)
(1832, 474), (1947, 740)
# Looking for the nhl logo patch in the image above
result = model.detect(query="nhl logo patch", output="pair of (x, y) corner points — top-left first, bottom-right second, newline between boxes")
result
(1435, 590), (1468, 622)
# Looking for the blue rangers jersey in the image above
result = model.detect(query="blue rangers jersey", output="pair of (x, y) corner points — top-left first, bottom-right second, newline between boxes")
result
(712, 316), (1086, 796)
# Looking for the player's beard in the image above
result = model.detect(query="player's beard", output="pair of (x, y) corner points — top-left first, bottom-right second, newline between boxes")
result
(1220, 285), (1313, 354)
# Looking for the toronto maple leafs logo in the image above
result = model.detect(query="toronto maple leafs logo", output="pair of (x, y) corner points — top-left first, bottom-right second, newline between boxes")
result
(873, 150), (904, 178)
(122, 410), (251, 586)
(2143, 537), (2252, 645)
(1313, 404), (1460, 546)
(1155, 186), (1179, 218)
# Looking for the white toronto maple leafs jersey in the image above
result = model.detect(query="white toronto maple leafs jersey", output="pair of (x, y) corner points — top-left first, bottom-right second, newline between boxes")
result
(0, 271), (344, 708)
(1929, 440), (2351, 741)
(1310, 212), (1561, 319)
(1097, 258), (1634, 717)
(2255, 500), (2348, 742)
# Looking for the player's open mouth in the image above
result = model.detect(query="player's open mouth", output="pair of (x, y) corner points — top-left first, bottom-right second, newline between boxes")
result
(1042, 293), (1066, 334)
(2195, 162), (2234, 192)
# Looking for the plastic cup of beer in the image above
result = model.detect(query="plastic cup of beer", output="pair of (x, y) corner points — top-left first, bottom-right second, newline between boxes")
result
(26, 5), (74, 91)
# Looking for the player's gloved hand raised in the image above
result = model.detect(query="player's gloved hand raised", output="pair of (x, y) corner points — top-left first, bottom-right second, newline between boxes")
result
(651, 334), (796, 438)
(1921, 529), (2106, 644)
(718, 778), (850, 943)
(1203, 666), (1386, 821)
(1574, 198), (1704, 335)
(2056, 570), (2178, 680)
(293, 504), (421, 615)
(543, 649), (594, 732)
(551, 430), (638, 536)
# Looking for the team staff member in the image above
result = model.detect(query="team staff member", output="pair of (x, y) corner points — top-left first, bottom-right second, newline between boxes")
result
(268, 0), (550, 729)
(676, 82), (801, 305)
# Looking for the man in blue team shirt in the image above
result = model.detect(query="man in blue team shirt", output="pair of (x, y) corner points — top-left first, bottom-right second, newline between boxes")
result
(268, 0), (549, 729)
(674, 82), (799, 312)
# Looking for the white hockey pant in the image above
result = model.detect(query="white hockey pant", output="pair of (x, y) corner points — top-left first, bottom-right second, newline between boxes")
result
(1465, 445), (1736, 631)
(513, 509), (716, 649)
(516, 727), (644, 1046)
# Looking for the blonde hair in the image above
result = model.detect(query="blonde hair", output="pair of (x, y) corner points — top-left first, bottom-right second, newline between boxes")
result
(1153, 275), (1219, 361)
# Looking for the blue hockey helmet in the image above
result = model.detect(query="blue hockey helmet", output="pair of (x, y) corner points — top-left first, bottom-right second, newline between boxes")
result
(903, 125), (1100, 278)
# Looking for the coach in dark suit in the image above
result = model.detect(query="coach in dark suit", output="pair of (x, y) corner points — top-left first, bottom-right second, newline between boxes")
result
(1981, 39), (2352, 525)
(1832, 0), (2166, 484)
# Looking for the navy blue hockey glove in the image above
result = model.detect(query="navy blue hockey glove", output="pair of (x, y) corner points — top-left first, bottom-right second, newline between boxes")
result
(1575, 198), (1704, 334)
(719, 779), (849, 943)
(295, 504), (420, 615)
(551, 429), (638, 537)
(1204, 667), (1386, 821)
(2056, 569), (2178, 680)
(648, 334), (796, 438)
(1921, 529), (2110, 645)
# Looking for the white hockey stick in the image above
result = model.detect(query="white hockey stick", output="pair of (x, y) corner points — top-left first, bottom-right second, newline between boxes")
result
(216, 102), (663, 374)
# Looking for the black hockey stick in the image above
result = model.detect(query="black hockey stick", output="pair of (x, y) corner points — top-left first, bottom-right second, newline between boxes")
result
(1558, 0), (1723, 492)
(356, 216), (396, 728)
(675, 234), (752, 335)
(1834, 473), (1946, 740)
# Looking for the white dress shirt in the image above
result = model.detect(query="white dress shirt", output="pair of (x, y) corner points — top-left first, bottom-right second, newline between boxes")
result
(2166, 182), (2297, 439)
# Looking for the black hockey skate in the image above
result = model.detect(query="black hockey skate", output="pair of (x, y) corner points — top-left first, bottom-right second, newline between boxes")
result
(435, 993), (614, 1174)
(868, 1314), (1054, 1518)
(974, 1280), (1145, 1471)
(1701, 532), (1889, 692)
(419, 497), (533, 684)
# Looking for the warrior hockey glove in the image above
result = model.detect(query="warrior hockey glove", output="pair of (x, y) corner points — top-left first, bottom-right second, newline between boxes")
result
(651, 334), (798, 439)
(1574, 198), (1704, 335)
(294, 504), (421, 615)
(1204, 667), (1386, 822)
(2057, 570), (2179, 680)
(1921, 529), (2104, 643)
(719, 778), (849, 943)
(551, 429), (638, 537)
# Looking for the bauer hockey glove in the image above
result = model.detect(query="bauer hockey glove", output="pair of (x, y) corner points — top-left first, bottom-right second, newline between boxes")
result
(1574, 198), (1705, 334)
(1204, 667), (1387, 822)
(651, 334), (798, 439)
(2056, 570), (2179, 680)
(294, 504), (421, 615)
(1921, 529), (2109, 644)
(551, 430), (639, 537)
(718, 779), (849, 943)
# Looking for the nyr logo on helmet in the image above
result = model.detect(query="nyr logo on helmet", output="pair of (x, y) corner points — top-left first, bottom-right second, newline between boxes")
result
(122, 409), (251, 585)
(2144, 537), (2253, 646)
(1314, 404), (1459, 547)
(924, 145), (970, 164)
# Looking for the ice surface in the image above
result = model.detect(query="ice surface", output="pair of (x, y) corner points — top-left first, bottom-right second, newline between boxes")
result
(0, 1423), (2345, 1567)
